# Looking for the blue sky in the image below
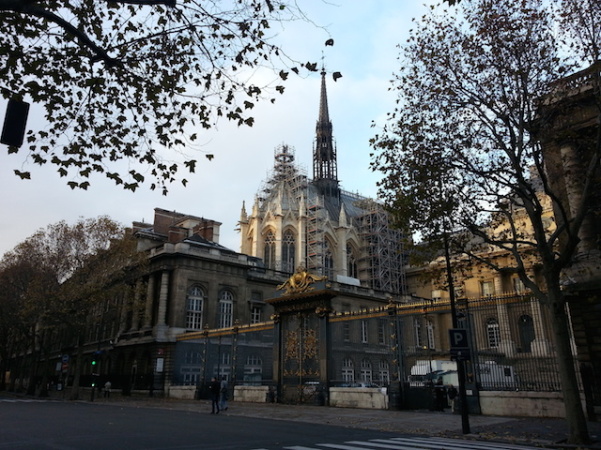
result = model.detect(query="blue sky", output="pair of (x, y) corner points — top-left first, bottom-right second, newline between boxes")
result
(0, 1), (437, 256)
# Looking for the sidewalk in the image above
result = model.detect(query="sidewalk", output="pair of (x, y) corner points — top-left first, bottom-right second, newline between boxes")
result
(7, 390), (601, 449)
(88, 394), (601, 450)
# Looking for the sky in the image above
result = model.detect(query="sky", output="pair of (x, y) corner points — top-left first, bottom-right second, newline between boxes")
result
(0, 0), (437, 257)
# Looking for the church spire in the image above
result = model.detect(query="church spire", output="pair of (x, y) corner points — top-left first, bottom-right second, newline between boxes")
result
(313, 69), (340, 201)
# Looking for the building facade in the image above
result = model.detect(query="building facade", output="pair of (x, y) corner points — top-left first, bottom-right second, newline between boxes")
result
(238, 71), (407, 295)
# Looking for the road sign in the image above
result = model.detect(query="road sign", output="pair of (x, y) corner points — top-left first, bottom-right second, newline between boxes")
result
(450, 348), (471, 361)
(449, 328), (468, 349)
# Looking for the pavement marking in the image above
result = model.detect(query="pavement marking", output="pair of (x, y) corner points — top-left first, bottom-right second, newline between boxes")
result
(284, 447), (326, 450)
(278, 438), (543, 450)
(0, 398), (57, 403)
(416, 437), (542, 449)
(386, 437), (542, 450)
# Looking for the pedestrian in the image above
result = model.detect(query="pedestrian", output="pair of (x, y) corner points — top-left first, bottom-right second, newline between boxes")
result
(447, 385), (458, 412)
(434, 377), (446, 411)
(209, 377), (220, 414)
(104, 380), (112, 398)
(219, 375), (229, 411)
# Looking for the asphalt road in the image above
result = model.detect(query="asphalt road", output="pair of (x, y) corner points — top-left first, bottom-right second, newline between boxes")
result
(0, 399), (411, 450)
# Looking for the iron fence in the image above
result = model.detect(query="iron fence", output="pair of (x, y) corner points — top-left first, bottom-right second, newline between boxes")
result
(174, 293), (579, 395)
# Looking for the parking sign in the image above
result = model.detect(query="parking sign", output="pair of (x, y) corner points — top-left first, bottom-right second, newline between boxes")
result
(449, 328), (468, 349)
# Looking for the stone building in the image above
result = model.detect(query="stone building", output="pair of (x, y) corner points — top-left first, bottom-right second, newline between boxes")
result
(94, 208), (281, 392)
(98, 71), (410, 395)
(238, 71), (406, 295)
(535, 62), (601, 418)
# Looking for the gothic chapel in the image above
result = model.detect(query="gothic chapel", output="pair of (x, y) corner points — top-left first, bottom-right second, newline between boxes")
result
(238, 71), (406, 295)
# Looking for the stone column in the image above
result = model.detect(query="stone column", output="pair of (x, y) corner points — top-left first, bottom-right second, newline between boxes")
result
(494, 276), (516, 356)
(560, 144), (596, 252)
(130, 280), (143, 331)
(143, 274), (155, 330)
(529, 298), (551, 356)
(154, 270), (169, 341)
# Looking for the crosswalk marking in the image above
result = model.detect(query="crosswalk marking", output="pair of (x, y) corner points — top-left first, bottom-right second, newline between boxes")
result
(272, 437), (542, 450)
(318, 444), (382, 450)
(389, 437), (540, 450)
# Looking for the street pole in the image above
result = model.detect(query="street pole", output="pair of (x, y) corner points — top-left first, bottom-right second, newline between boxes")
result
(443, 230), (471, 434)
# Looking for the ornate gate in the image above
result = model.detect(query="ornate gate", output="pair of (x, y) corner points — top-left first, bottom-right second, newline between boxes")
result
(268, 267), (334, 404)
(280, 312), (321, 403)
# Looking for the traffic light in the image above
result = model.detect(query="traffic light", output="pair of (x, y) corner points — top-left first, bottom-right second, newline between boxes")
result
(91, 356), (98, 386)
(1, 99), (30, 148)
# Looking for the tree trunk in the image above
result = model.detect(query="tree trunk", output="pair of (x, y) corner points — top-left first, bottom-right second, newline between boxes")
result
(26, 333), (38, 396)
(548, 288), (590, 445)
(69, 338), (83, 401)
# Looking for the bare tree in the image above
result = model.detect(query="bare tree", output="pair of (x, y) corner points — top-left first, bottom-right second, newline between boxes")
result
(1, 217), (144, 399)
(371, 0), (600, 444)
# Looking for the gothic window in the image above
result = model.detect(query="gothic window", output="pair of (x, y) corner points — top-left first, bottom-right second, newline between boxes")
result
(218, 290), (234, 328)
(360, 359), (372, 383)
(342, 358), (354, 383)
(186, 286), (205, 330)
(486, 317), (501, 348)
(282, 230), (296, 273)
(264, 230), (276, 269)
(519, 314), (535, 353)
(346, 243), (358, 278)
(324, 239), (334, 279)
(426, 320), (435, 349)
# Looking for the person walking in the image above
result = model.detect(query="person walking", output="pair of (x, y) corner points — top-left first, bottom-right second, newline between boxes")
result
(209, 377), (220, 414)
(434, 377), (446, 411)
(103, 380), (112, 398)
(219, 376), (229, 411)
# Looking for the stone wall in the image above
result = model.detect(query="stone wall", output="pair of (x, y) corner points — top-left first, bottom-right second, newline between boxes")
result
(479, 391), (571, 418)
(234, 385), (272, 403)
(168, 385), (196, 400)
(329, 387), (389, 409)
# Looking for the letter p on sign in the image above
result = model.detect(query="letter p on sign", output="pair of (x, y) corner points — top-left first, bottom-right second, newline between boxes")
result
(449, 328), (468, 349)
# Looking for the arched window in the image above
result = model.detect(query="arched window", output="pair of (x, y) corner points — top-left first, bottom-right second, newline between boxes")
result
(264, 230), (276, 269)
(486, 317), (500, 349)
(346, 243), (358, 278)
(342, 358), (354, 383)
(360, 359), (372, 383)
(519, 314), (535, 353)
(186, 286), (205, 330)
(324, 239), (334, 279)
(282, 230), (296, 273)
(219, 290), (234, 328)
